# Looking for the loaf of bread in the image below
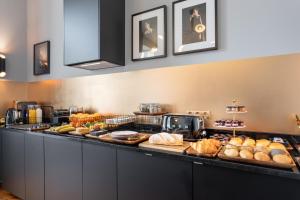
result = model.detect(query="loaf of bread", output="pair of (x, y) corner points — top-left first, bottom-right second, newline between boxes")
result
(254, 152), (271, 162)
(149, 133), (183, 146)
(76, 127), (90, 135)
(190, 139), (221, 154)
(273, 154), (292, 165)
(256, 139), (271, 147)
(224, 148), (239, 157)
(240, 150), (254, 159)
(269, 143), (286, 151)
(242, 138), (256, 147)
(229, 137), (243, 146)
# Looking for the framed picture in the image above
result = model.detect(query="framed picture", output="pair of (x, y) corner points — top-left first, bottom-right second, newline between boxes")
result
(34, 41), (50, 75)
(132, 6), (167, 61)
(173, 0), (217, 55)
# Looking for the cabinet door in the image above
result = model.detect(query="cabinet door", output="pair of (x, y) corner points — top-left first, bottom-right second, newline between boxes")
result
(25, 134), (44, 200)
(44, 137), (82, 200)
(0, 130), (3, 184)
(64, 0), (100, 65)
(193, 162), (299, 200)
(2, 130), (25, 199)
(117, 150), (193, 200)
(83, 142), (117, 200)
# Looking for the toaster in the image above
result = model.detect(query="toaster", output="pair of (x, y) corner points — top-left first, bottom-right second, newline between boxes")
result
(161, 114), (205, 141)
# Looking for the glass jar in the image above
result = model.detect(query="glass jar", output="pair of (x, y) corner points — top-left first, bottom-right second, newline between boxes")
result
(28, 105), (37, 124)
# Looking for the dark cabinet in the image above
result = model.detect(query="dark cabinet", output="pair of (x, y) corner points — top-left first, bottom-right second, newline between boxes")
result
(44, 136), (82, 200)
(117, 149), (193, 200)
(64, 0), (125, 69)
(82, 142), (117, 200)
(25, 133), (44, 200)
(2, 130), (25, 199)
(0, 130), (2, 184)
(193, 162), (299, 200)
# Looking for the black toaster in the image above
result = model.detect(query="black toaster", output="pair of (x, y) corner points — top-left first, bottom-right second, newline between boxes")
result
(161, 114), (205, 141)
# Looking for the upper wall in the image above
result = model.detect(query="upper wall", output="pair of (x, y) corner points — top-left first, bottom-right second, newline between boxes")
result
(25, 0), (300, 82)
(0, 0), (28, 82)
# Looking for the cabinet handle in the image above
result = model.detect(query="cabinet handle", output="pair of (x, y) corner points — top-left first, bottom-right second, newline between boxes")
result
(194, 162), (204, 165)
(145, 153), (153, 157)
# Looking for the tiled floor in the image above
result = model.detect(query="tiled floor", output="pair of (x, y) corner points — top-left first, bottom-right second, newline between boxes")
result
(0, 188), (20, 200)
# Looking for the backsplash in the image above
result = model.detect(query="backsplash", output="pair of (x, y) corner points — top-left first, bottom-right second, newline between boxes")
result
(23, 54), (300, 135)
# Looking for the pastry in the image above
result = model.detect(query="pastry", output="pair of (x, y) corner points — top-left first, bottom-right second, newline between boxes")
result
(224, 148), (239, 157)
(254, 152), (271, 162)
(225, 144), (238, 149)
(190, 139), (220, 154)
(149, 133), (183, 146)
(240, 150), (254, 159)
(256, 139), (271, 147)
(254, 146), (270, 154)
(242, 138), (256, 147)
(269, 143), (286, 151)
(240, 145), (254, 152)
(273, 154), (292, 165)
(76, 127), (90, 135)
(229, 137), (243, 146)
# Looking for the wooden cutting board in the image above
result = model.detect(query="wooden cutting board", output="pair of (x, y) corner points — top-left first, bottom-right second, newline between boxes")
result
(139, 141), (190, 153)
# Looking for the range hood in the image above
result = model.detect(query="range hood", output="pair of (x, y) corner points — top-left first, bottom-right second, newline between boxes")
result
(64, 0), (125, 70)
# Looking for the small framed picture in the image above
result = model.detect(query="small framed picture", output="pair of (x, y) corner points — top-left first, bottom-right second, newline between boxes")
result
(34, 41), (50, 75)
(173, 0), (217, 55)
(132, 6), (167, 61)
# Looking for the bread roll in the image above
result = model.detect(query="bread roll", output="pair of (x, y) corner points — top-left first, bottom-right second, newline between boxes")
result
(254, 146), (270, 154)
(269, 143), (286, 151)
(254, 152), (271, 162)
(256, 139), (271, 147)
(224, 148), (239, 157)
(242, 138), (255, 147)
(229, 137), (243, 146)
(240, 150), (254, 159)
(240, 145), (254, 152)
(190, 139), (220, 154)
(273, 154), (292, 165)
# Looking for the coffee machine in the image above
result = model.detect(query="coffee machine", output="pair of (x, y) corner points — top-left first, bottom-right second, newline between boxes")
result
(5, 108), (21, 127)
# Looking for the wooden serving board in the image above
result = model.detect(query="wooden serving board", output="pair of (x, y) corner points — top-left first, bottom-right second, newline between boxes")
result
(139, 141), (190, 153)
(186, 146), (222, 158)
(99, 133), (150, 145)
(218, 147), (297, 169)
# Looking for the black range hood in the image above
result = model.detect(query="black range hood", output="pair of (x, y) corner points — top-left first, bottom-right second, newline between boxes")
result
(64, 0), (125, 70)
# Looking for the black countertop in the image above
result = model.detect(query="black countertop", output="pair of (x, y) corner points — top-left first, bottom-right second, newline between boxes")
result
(2, 127), (300, 181)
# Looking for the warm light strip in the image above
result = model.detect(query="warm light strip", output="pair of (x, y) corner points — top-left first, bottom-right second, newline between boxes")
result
(81, 62), (102, 67)
(0, 54), (5, 59)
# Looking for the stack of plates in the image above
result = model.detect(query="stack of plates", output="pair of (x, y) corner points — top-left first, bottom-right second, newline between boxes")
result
(110, 131), (139, 140)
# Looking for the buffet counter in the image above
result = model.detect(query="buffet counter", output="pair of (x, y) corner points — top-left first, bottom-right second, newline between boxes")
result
(0, 128), (299, 200)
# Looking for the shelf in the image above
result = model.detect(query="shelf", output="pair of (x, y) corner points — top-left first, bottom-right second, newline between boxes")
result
(133, 112), (167, 116)
(214, 125), (246, 129)
(226, 111), (248, 114)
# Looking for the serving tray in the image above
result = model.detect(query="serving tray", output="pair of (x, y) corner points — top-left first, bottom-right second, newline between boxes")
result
(98, 133), (150, 145)
(218, 147), (296, 169)
(139, 141), (190, 153)
(186, 145), (222, 158)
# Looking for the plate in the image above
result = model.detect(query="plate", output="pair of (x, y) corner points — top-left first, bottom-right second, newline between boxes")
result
(110, 131), (139, 140)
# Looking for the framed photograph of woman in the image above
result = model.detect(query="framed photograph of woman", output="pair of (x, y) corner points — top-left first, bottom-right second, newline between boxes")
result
(132, 6), (167, 61)
(34, 41), (50, 75)
(173, 0), (217, 55)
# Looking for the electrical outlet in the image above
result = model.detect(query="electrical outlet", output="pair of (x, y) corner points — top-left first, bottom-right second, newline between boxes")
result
(187, 111), (211, 119)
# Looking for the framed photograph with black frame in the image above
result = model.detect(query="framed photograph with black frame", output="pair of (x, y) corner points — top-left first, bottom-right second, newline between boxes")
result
(173, 0), (217, 55)
(132, 5), (167, 61)
(34, 41), (50, 75)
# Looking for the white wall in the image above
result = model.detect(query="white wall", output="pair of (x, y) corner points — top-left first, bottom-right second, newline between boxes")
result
(0, 0), (27, 82)
(19, 0), (300, 81)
